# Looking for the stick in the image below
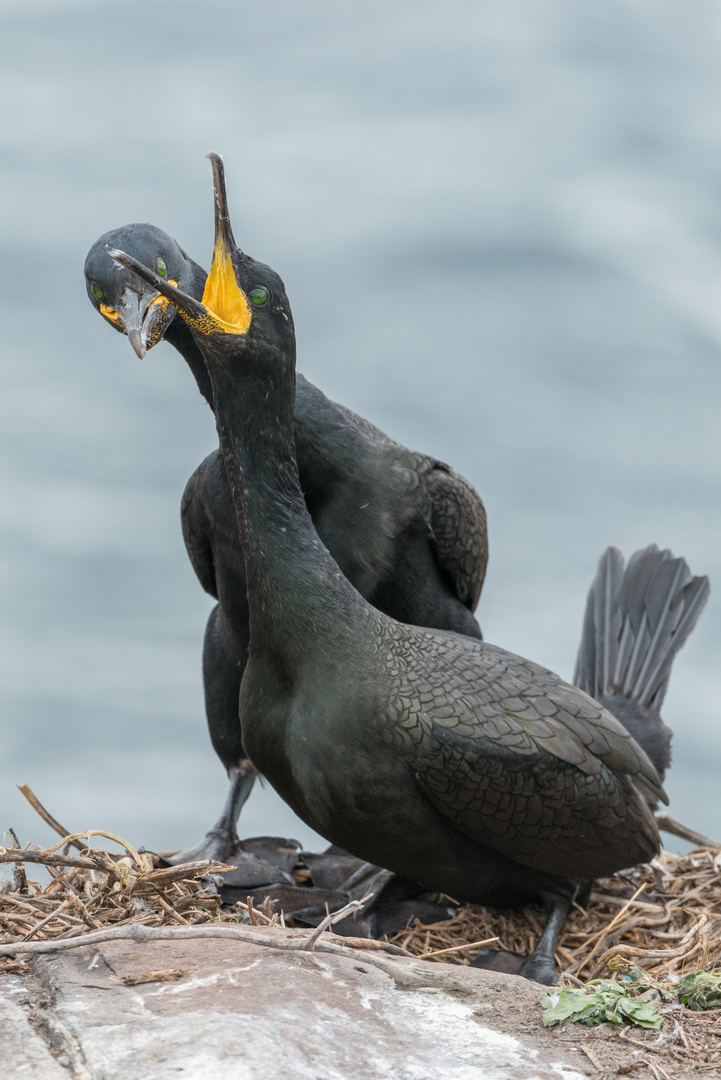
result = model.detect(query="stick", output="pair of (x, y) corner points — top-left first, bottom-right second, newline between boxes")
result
(580, 1045), (601, 1072)
(43, 831), (142, 868)
(302, 894), (369, 950)
(0, 849), (107, 871)
(418, 936), (499, 960)
(153, 893), (190, 927)
(589, 914), (710, 978)
(233, 899), (274, 926)
(0, 923), (469, 992)
(656, 814), (721, 852)
(142, 862), (235, 888)
(573, 884), (647, 977)
(23, 899), (74, 942)
(589, 893), (664, 913)
(17, 785), (86, 853)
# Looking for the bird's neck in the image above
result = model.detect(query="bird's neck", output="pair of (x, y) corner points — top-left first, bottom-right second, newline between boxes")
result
(209, 344), (363, 670)
(165, 261), (214, 407)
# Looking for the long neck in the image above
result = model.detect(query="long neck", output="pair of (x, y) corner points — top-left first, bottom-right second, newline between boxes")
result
(208, 341), (364, 670)
(165, 261), (214, 407)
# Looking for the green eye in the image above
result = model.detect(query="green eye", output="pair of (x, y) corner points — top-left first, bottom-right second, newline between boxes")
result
(250, 287), (269, 307)
(157, 259), (167, 278)
(91, 283), (104, 300)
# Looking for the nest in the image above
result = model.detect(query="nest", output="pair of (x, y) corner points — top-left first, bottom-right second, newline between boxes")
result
(2, 786), (721, 982)
(389, 847), (721, 982)
(0, 787), (295, 976)
(0, 841), (237, 976)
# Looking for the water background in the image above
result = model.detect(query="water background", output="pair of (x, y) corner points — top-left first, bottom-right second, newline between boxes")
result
(1, 0), (720, 859)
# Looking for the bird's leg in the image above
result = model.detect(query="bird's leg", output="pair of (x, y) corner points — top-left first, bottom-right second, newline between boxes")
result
(164, 603), (257, 866)
(519, 894), (572, 985)
(165, 760), (258, 865)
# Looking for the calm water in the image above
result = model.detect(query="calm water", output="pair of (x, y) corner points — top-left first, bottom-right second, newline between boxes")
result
(1, 0), (720, 859)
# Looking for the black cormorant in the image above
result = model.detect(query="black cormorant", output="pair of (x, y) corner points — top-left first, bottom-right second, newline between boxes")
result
(85, 222), (488, 864)
(107, 154), (709, 982)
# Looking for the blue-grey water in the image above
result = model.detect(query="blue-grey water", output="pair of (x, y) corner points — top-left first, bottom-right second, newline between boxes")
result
(1, 1), (720, 861)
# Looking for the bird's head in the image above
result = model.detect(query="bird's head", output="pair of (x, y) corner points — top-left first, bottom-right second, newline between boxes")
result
(84, 223), (198, 358)
(108, 154), (294, 377)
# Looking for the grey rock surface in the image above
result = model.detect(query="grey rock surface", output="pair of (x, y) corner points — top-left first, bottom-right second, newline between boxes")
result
(0, 997), (68, 1079)
(2, 941), (589, 1080)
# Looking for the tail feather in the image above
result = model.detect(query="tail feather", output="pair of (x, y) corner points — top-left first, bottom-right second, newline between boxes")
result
(573, 544), (709, 793)
(575, 544), (709, 708)
(579, 545), (624, 702)
(640, 573), (710, 709)
(624, 552), (690, 705)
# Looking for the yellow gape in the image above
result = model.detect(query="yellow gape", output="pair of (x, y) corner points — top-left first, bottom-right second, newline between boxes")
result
(99, 303), (123, 326)
(199, 237), (252, 335)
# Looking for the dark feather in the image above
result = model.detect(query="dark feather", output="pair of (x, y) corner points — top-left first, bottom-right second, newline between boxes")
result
(573, 544), (709, 795)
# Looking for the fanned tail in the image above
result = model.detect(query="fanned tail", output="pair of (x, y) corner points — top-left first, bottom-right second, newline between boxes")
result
(574, 544), (709, 792)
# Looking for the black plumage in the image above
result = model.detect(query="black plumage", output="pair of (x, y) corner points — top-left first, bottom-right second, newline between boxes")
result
(85, 222), (488, 863)
(107, 154), (705, 983)
(574, 544), (709, 801)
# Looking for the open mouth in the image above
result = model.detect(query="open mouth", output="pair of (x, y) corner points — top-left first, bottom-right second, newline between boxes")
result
(108, 153), (254, 339)
(200, 234), (251, 335)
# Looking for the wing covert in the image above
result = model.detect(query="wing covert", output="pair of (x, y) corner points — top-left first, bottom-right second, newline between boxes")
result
(426, 464), (488, 611)
(400, 645), (663, 880)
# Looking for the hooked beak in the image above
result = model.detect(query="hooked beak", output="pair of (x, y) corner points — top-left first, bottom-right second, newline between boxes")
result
(127, 287), (175, 359)
(102, 282), (176, 359)
(122, 289), (147, 358)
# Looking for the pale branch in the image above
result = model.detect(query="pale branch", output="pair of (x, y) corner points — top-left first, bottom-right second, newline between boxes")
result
(0, 849), (108, 871)
(656, 813), (721, 852)
(0, 922), (468, 992)
(302, 893), (370, 950)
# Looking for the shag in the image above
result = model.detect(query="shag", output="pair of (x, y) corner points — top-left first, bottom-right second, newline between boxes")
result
(108, 154), (710, 982)
(85, 223), (488, 863)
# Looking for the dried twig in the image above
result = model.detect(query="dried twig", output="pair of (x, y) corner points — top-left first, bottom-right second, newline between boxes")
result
(0, 923), (467, 991)
(656, 815), (721, 852)
(121, 969), (185, 986)
(302, 894), (371, 950)
(16, 785), (86, 853)
(22, 898), (74, 942)
(246, 896), (259, 926)
(418, 936), (499, 959)
(0, 848), (109, 871)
